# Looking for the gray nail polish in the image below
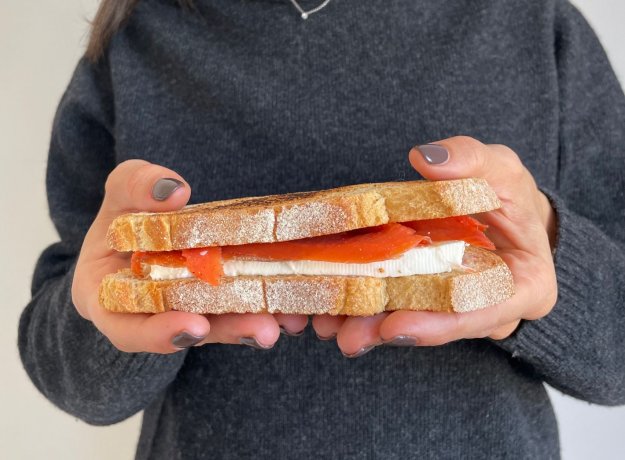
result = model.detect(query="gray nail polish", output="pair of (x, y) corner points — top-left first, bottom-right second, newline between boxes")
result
(342, 344), (377, 358)
(239, 337), (273, 350)
(316, 332), (337, 341)
(417, 144), (449, 165)
(172, 332), (205, 349)
(280, 326), (305, 337)
(385, 335), (418, 347)
(152, 178), (184, 201)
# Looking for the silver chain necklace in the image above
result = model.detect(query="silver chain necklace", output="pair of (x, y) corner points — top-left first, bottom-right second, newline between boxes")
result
(288, 0), (333, 19)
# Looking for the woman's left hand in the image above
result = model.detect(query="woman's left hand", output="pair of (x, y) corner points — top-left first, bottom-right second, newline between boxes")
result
(312, 136), (558, 357)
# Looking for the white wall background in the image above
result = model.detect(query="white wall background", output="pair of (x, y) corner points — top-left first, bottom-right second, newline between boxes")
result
(1, 1), (624, 458)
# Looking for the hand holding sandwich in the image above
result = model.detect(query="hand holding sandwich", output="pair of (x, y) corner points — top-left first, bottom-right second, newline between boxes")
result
(71, 160), (306, 353)
(312, 136), (558, 356)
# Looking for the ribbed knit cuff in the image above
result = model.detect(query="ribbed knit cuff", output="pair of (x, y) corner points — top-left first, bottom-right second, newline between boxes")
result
(495, 189), (596, 369)
(60, 265), (188, 423)
(63, 262), (187, 384)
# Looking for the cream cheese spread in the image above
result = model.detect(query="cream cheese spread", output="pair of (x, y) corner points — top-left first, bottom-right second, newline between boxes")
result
(145, 241), (466, 280)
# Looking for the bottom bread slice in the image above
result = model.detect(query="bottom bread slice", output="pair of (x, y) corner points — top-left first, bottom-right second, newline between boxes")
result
(99, 246), (514, 315)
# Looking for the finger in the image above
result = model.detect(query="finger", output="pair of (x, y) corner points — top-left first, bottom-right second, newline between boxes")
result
(379, 252), (556, 346)
(409, 137), (546, 252)
(311, 314), (346, 340)
(274, 313), (309, 336)
(381, 303), (517, 347)
(380, 310), (481, 347)
(91, 308), (211, 354)
(477, 211), (544, 251)
(102, 159), (191, 216)
(497, 249), (558, 320)
(72, 255), (131, 320)
(478, 205), (551, 253)
(83, 159), (191, 259)
(336, 313), (388, 357)
(73, 161), (191, 320)
(408, 137), (529, 193)
(199, 313), (281, 348)
(380, 245), (557, 346)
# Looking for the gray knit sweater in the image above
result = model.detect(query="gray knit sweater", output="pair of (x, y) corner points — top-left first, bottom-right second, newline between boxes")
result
(18, 0), (625, 458)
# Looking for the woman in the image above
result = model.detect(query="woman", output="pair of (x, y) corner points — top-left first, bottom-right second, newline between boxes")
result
(19, 0), (625, 458)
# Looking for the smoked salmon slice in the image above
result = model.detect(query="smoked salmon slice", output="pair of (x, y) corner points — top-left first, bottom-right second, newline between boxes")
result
(222, 223), (428, 263)
(182, 247), (223, 285)
(131, 217), (494, 285)
(131, 251), (186, 276)
(403, 216), (495, 250)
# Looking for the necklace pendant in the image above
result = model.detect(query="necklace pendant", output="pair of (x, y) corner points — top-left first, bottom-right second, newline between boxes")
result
(289, 0), (332, 20)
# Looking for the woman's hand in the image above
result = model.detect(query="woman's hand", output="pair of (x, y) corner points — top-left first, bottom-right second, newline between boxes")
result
(312, 136), (558, 357)
(71, 160), (307, 354)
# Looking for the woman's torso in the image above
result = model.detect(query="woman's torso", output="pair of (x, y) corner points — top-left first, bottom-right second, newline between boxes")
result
(107, 1), (562, 458)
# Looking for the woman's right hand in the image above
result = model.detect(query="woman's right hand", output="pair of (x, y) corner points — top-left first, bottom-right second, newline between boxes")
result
(71, 160), (307, 354)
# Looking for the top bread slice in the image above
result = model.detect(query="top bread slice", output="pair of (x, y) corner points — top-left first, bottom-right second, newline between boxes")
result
(108, 179), (500, 252)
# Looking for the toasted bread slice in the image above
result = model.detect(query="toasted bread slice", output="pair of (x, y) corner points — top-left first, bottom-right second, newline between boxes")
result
(99, 246), (514, 315)
(107, 179), (500, 252)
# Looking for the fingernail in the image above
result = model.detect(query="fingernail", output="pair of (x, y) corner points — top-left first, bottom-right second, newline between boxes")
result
(342, 344), (377, 358)
(384, 335), (418, 347)
(316, 332), (337, 341)
(152, 178), (184, 201)
(416, 144), (449, 165)
(280, 326), (305, 337)
(172, 332), (205, 349)
(239, 337), (273, 350)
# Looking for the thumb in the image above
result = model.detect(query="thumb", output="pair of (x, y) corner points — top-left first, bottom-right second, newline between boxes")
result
(101, 159), (190, 217)
(84, 159), (191, 258)
(408, 137), (550, 253)
(407, 136), (523, 190)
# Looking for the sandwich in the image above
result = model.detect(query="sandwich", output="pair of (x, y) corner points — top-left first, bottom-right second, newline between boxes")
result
(99, 179), (514, 316)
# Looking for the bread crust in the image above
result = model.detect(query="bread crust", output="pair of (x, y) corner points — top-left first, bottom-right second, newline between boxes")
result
(99, 247), (514, 315)
(107, 179), (500, 252)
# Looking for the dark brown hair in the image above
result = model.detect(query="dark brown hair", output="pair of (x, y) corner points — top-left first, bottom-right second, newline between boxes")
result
(86, 0), (193, 62)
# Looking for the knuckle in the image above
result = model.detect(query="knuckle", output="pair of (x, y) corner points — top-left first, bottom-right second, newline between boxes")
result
(444, 136), (493, 177)
(540, 282), (558, 317)
(70, 294), (87, 320)
(103, 328), (141, 353)
(488, 329), (506, 340)
(70, 277), (90, 321)
(488, 325), (514, 341)
(109, 338), (133, 353)
(526, 267), (558, 320)
(451, 136), (484, 168)
(506, 201), (536, 224)
(498, 145), (522, 166)
(472, 328), (492, 340)
(90, 317), (125, 351)
(125, 162), (158, 201)
(493, 145), (528, 181)
(104, 159), (148, 195)
(452, 135), (482, 149)
(549, 282), (559, 307)
(454, 311), (485, 340)
(499, 319), (521, 339)
(491, 302), (504, 325)
(541, 266), (558, 303)
(508, 160), (526, 182)
(477, 303), (513, 340)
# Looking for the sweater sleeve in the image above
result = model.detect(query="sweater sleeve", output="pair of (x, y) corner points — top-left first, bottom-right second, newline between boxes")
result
(495, 0), (625, 406)
(18, 57), (187, 425)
